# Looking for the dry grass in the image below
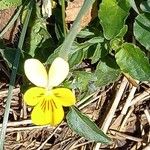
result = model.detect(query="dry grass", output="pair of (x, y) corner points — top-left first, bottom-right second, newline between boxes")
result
(0, 62), (150, 150)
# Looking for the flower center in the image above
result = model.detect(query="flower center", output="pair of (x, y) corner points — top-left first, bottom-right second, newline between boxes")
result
(40, 90), (57, 113)
(45, 89), (53, 96)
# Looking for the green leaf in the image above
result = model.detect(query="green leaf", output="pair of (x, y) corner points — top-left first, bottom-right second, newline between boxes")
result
(115, 25), (128, 38)
(128, 0), (139, 14)
(0, 48), (15, 68)
(115, 43), (150, 81)
(24, 18), (53, 61)
(91, 43), (102, 63)
(134, 13), (150, 50)
(46, 36), (103, 65)
(72, 71), (96, 92)
(69, 50), (84, 68)
(66, 106), (111, 144)
(140, 0), (150, 13)
(99, 0), (130, 40)
(95, 56), (120, 87)
(91, 42), (109, 64)
(77, 29), (95, 38)
(0, 48), (30, 74)
(58, 0), (96, 60)
(110, 25), (128, 51)
(0, 0), (22, 10)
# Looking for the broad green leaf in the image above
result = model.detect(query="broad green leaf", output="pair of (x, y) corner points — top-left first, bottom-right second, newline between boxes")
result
(24, 19), (52, 59)
(67, 106), (111, 144)
(140, 0), (150, 13)
(0, 0), (21, 10)
(115, 43), (150, 81)
(115, 25), (128, 38)
(95, 56), (120, 87)
(134, 14), (150, 50)
(99, 0), (130, 40)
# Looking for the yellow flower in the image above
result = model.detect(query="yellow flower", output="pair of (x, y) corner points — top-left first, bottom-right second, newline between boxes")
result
(24, 57), (76, 126)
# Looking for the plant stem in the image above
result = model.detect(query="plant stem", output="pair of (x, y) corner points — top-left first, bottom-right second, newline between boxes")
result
(0, 1), (33, 149)
(58, 0), (95, 61)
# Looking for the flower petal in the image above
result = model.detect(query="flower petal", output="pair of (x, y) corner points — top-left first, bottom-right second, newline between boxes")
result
(24, 87), (45, 106)
(52, 88), (76, 106)
(31, 100), (64, 125)
(24, 59), (48, 87)
(48, 57), (69, 88)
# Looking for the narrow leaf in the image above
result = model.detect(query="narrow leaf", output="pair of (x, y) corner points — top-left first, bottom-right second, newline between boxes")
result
(0, 1), (33, 149)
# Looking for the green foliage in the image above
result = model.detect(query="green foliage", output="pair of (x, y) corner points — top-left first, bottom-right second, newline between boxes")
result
(134, 13), (150, 50)
(140, 0), (150, 13)
(24, 19), (52, 58)
(23, 4), (53, 62)
(0, 47), (15, 68)
(69, 49), (84, 68)
(67, 106), (111, 144)
(71, 71), (96, 92)
(95, 56), (121, 87)
(99, 0), (130, 40)
(0, 47), (30, 74)
(115, 43), (150, 81)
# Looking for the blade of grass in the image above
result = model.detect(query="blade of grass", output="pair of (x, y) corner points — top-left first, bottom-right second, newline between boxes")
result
(59, 0), (95, 60)
(0, 5), (23, 37)
(0, 1), (33, 149)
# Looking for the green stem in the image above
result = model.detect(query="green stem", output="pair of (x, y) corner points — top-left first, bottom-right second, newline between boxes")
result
(61, 0), (66, 37)
(0, 1), (33, 149)
(58, 0), (95, 61)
